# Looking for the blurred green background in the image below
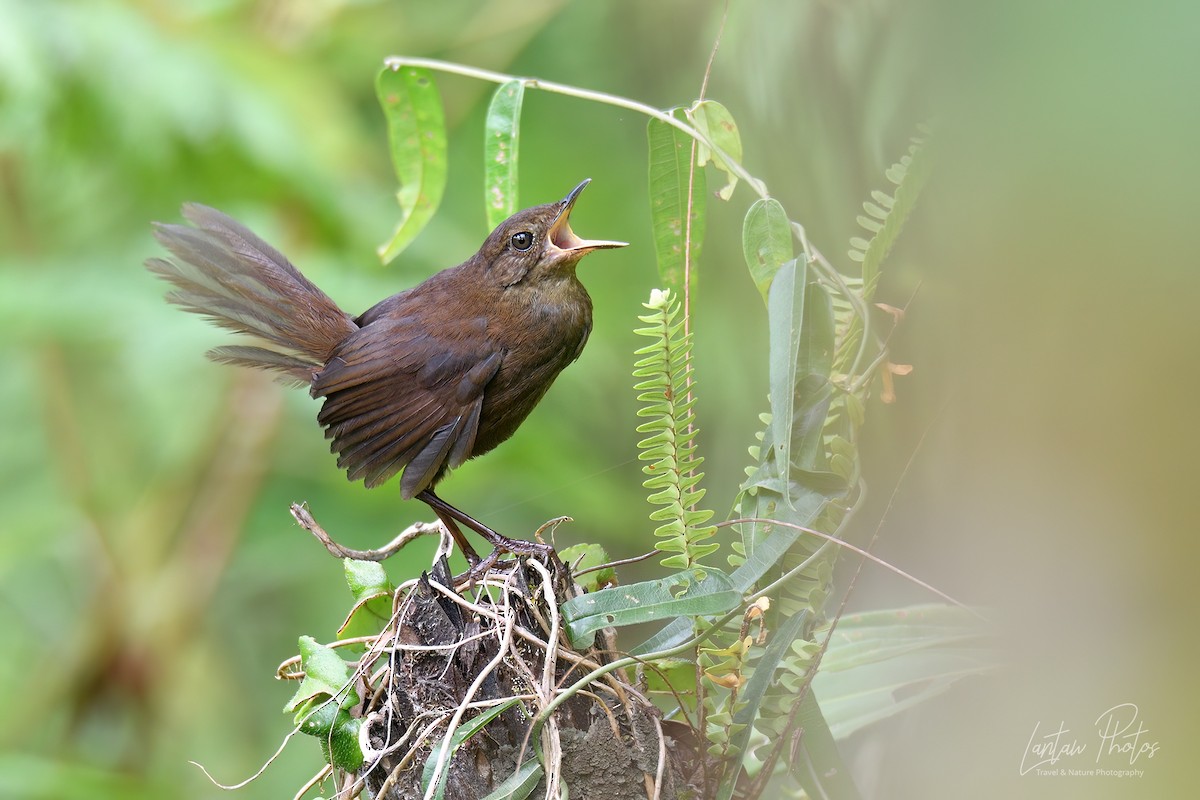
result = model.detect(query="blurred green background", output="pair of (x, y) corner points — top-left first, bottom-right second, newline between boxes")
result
(1, 0), (1196, 798)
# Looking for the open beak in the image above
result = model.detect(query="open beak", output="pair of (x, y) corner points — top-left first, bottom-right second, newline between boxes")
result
(547, 178), (629, 254)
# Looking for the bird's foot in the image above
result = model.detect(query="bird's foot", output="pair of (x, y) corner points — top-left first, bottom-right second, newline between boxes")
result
(452, 537), (561, 586)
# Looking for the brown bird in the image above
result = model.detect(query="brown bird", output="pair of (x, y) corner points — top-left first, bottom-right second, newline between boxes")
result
(146, 179), (626, 571)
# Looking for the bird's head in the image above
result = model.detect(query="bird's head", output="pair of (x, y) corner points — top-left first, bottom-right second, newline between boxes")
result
(478, 179), (627, 288)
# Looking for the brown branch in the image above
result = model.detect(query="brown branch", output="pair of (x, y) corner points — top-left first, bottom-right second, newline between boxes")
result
(289, 502), (443, 561)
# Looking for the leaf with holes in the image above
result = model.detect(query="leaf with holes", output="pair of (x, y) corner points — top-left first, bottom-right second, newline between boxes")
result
(561, 569), (739, 648)
(690, 99), (743, 200)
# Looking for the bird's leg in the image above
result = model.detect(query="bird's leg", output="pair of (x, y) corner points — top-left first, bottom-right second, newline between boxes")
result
(416, 489), (555, 567)
(419, 494), (482, 567)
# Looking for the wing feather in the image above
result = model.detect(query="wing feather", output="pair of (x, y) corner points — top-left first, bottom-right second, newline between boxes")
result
(311, 314), (504, 497)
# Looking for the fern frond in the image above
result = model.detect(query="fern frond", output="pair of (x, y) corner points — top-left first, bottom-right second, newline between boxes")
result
(833, 130), (931, 379)
(847, 131), (930, 300)
(633, 289), (718, 571)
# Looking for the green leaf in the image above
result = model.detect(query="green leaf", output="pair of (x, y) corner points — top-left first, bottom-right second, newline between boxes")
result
(647, 109), (706, 291)
(689, 99), (743, 200)
(813, 605), (994, 740)
(338, 559), (394, 640)
(344, 558), (389, 602)
(283, 636), (356, 714)
(766, 258), (807, 500)
(376, 65), (447, 264)
(742, 198), (793, 302)
(737, 259), (839, 557)
(422, 699), (524, 799)
(286, 637), (364, 772)
(629, 616), (695, 657)
(483, 80), (525, 230)
(561, 569), (739, 648)
(298, 701), (364, 772)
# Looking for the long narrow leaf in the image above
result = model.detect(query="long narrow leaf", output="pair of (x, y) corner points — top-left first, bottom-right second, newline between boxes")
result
(376, 65), (447, 264)
(562, 569), (739, 648)
(421, 698), (523, 800)
(483, 80), (525, 229)
(647, 108), (706, 291)
(766, 258), (807, 493)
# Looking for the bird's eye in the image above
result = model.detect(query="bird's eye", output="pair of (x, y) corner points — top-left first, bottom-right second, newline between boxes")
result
(510, 231), (534, 251)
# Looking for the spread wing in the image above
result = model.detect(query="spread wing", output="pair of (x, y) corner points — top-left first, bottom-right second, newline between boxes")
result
(311, 312), (503, 498)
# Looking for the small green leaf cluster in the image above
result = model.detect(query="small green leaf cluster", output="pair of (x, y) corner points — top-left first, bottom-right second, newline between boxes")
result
(283, 636), (363, 772)
(281, 559), (395, 775)
(633, 288), (718, 571)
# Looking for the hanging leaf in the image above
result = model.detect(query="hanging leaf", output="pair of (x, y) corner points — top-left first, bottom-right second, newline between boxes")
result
(689, 99), (743, 200)
(376, 65), (447, 264)
(741, 198), (793, 303)
(766, 259), (807, 492)
(483, 80), (525, 230)
(283, 636), (357, 715)
(647, 108), (706, 291)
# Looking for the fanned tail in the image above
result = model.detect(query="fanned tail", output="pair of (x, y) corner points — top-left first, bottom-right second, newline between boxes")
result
(146, 203), (357, 383)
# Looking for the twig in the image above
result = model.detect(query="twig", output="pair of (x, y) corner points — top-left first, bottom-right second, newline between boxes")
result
(720, 517), (979, 616)
(573, 548), (658, 578)
(381, 56), (768, 199)
(290, 502), (442, 561)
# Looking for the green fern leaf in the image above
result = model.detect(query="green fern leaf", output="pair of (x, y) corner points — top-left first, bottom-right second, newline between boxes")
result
(632, 289), (719, 571)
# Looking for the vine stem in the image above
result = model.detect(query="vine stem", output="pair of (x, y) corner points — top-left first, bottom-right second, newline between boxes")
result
(381, 56), (852, 313)
(382, 55), (769, 199)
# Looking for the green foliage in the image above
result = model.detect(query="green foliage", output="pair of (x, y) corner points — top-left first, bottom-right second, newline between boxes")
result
(421, 699), (526, 800)
(284, 637), (364, 772)
(632, 288), (719, 570)
(813, 605), (995, 740)
(480, 758), (543, 800)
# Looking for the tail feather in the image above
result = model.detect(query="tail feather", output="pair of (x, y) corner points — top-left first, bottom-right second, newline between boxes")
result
(147, 203), (357, 381)
(207, 346), (320, 387)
